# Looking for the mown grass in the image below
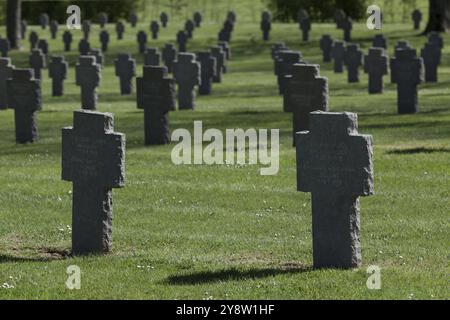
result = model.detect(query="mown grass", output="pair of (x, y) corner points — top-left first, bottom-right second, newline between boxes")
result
(0, 16), (448, 299)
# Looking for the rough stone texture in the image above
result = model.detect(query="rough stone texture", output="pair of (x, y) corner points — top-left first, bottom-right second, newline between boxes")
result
(98, 12), (108, 28)
(99, 30), (110, 52)
(342, 16), (352, 42)
(173, 53), (201, 110)
(275, 50), (302, 96)
(320, 35), (334, 62)
(29, 49), (46, 80)
(421, 42), (441, 82)
(82, 20), (91, 40)
(63, 31), (73, 52)
(37, 39), (49, 56)
(331, 41), (346, 73)
(372, 34), (387, 49)
(144, 48), (161, 66)
(48, 56), (68, 96)
(185, 19), (195, 39)
(177, 31), (188, 53)
(0, 38), (10, 57)
(136, 66), (176, 144)
(364, 47), (389, 94)
(137, 31), (148, 54)
(29, 31), (39, 50)
(7, 69), (42, 143)
(211, 46), (226, 83)
(75, 56), (101, 110)
(62, 110), (125, 255)
(296, 111), (374, 269)
(39, 13), (49, 30)
(150, 21), (160, 40)
(116, 21), (125, 40)
(412, 9), (422, 30)
(162, 43), (177, 73)
(260, 13), (272, 41)
(286, 64), (328, 146)
(160, 12), (169, 28)
(88, 49), (104, 68)
(78, 39), (91, 55)
(114, 53), (136, 95)
(129, 12), (138, 28)
(0, 58), (15, 110)
(344, 43), (364, 83)
(194, 12), (202, 27)
(196, 51), (217, 95)
(390, 48), (424, 114)
(50, 20), (58, 39)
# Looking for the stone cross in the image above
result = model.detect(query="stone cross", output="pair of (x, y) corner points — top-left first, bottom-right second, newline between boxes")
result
(320, 35), (334, 62)
(211, 46), (226, 83)
(173, 53), (201, 110)
(421, 42), (441, 82)
(116, 21), (125, 40)
(364, 48), (389, 94)
(48, 56), (68, 96)
(261, 12), (272, 41)
(218, 41), (231, 61)
(428, 32), (444, 51)
(160, 12), (169, 28)
(194, 12), (202, 27)
(136, 66), (176, 145)
(196, 51), (217, 95)
(100, 30), (110, 52)
(7, 69), (42, 143)
(372, 34), (387, 49)
(29, 31), (39, 50)
(150, 21), (160, 40)
(29, 48), (46, 80)
(296, 111), (374, 269)
(114, 53), (136, 95)
(275, 50), (302, 96)
(390, 48), (424, 114)
(227, 11), (237, 23)
(144, 47), (161, 66)
(334, 9), (346, 29)
(271, 42), (288, 75)
(82, 20), (91, 40)
(37, 39), (49, 56)
(21, 20), (27, 40)
(39, 13), (49, 29)
(98, 12), (108, 28)
(137, 31), (148, 54)
(343, 43), (364, 83)
(63, 31), (73, 52)
(394, 40), (411, 55)
(412, 9), (422, 30)
(177, 31), (188, 52)
(298, 10), (311, 42)
(62, 110), (125, 255)
(185, 20), (195, 39)
(331, 41), (346, 73)
(0, 38), (10, 57)
(286, 64), (328, 146)
(88, 49), (104, 68)
(75, 56), (101, 110)
(162, 43), (177, 73)
(79, 39), (91, 55)
(129, 12), (138, 28)
(297, 8), (309, 23)
(50, 20), (58, 39)
(0, 57), (15, 110)
(342, 16), (352, 42)
(218, 28), (230, 42)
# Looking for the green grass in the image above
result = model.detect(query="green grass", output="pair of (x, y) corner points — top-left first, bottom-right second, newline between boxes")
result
(0, 18), (449, 300)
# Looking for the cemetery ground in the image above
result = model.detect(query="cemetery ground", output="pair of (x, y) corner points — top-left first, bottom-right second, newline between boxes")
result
(0, 21), (448, 300)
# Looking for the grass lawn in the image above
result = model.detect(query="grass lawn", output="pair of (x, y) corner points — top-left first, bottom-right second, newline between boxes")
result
(0, 17), (449, 299)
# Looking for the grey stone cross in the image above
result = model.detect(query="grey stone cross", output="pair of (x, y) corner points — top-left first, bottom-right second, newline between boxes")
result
(173, 53), (201, 110)
(162, 43), (177, 73)
(75, 56), (101, 110)
(343, 43), (364, 83)
(364, 48), (389, 94)
(0, 57), (15, 110)
(48, 56), (68, 96)
(114, 53), (136, 95)
(29, 48), (46, 80)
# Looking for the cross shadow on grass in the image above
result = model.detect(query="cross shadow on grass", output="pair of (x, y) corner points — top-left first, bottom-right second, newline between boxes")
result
(0, 247), (71, 263)
(386, 147), (450, 155)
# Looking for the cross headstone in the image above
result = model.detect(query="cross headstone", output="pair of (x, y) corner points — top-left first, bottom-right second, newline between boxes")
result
(196, 51), (217, 95)
(194, 12), (203, 27)
(298, 10), (311, 42)
(334, 9), (346, 29)
(185, 20), (195, 39)
(62, 110), (125, 255)
(275, 50), (302, 96)
(114, 53), (136, 95)
(177, 31), (188, 52)
(342, 16), (353, 42)
(0, 57), (15, 110)
(227, 11), (237, 23)
(29, 31), (39, 50)
(390, 48), (424, 114)
(144, 47), (161, 66)
(412, 9), (422, 30)
(211, 46), (226, 83)
(296, 111), (374, 269)
(82, 20), (91, 40)
(297, 8), (309, 23)
(98, 12), (108, 28)
(29, 48), (46, 80)
(136, 66), (176, 144)
(129, 12), (138, 28)
(218, 41), (231, 61)
(78, 39), (91, 55)
(162, 43), (177, 73)
(364, 48), (389, 94)
(63, 31), (73, 52)
(421, 42), (441, 82)
(394, 40), (411, 54)
(7, 69), (42, 143)
(48, 56), (68, 96)
(75, 56), (101, 110)
(372, 34), (387, 49)
(37, 39), (49, 56)
(50, 20), (58, 39)
(137, 31), (148, 54)
(88, 49), (104, 68)
(173, 53), (201, 110)
(150, 21), (160, 40)
(100, 30), (110, 52)
(39, 13), (49, 30)
(320, 35), (334, 62)
(21, 20), (27, 40)
(271, 43), (288, 75)
(261, 11), (272, 41)
(0, 38), (10, 57)
(116, 21), (125, 40)
(286, 64), (328, 146)
(331, 41), (346, 73)
(218, 28), (230, 42)
(160, 12), (169, 28)
(343, 43), (364, 83)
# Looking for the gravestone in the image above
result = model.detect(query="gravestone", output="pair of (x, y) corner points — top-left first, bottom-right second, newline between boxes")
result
(421, 42), (441, 82)
(296, 111), (374, 269)
(78, 39), (91, 55)
(150, 21), (160, 40)
(193, 12), (202, 27)
(48, 56), (68, 96)
(50, 20), (58, 39)
(129, 12), (138, 28)
(297, 8), (309, 23)
(331, 41), (346, 73)
(185, 20), (195, 39)
(98, 12), (108, 28)
(275, 50), (302, 95)
(227, 10), (237, 23)
(0, 38), (10, 57)
(29, 49), (46, 80)
(286, 64), (328, 146)
(82, 20), (91, 40)
(334, 9), (346, 29)
(137, 31), (148, 54)
(63, 31), (73, 52)
(320, 35), (334, 62)
(37, 39), (49, 56)
(372, 34), (387, 49)
(62, 110), (125, 255)
(162, 43), (177, 73)
(99, 30), (110, 52)
(173, 53), (201, 110)
(39, 13), (49, 29)
(394, 40), (411, 54)
(136, 66), (176, 144)
(160, 12), (169, 28)
(7, 69), (42, 143)
(29, 31), (39, 50)
(261, 11), (272, 41)
(342, 16), (353, 42)
(75, 56), (101, 110)
(144, 48), (161, 66)
(177, 31), (188, 52)
(88, 49), (104, 68)
(364, 48), (389, 94)
(21, 20), (27, 40)
(116, 21), (125, 40)
(390, 48), (424, 114)
(428, 32), (444, 51)
(271, 42), (288, 75)
(0, 58), (15, 110)
(211, 46), (226, 83)
(196, 51), (217, 95)
(298, 10), (311, 42)
(343, 43), (364, 83)
(412, 9), (422, 30)
(218, 41), (231, 61)
(114, 53), (136, 95)
(218, 28), (230, 42)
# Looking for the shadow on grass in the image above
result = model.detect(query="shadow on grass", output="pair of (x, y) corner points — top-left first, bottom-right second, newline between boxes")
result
(0, 247), (71, 263)
(386, 147), (450, 155)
